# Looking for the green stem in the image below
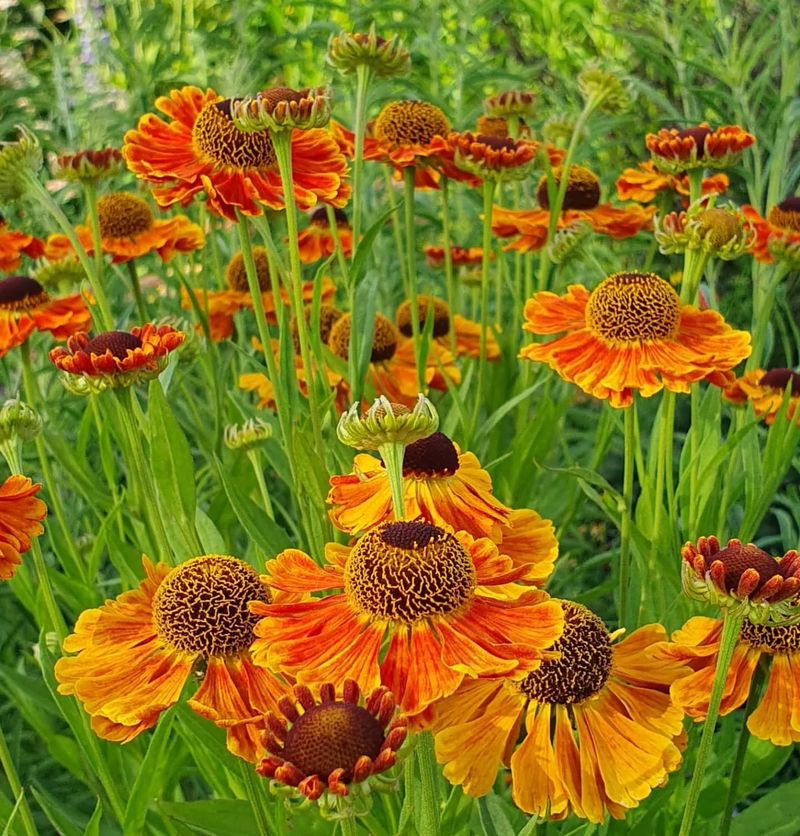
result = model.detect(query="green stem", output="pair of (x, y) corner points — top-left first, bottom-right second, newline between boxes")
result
(618, 403), (636, 626)
(325, 203), (350, 284)
(82, 180), (106, 298)
(403, 166), (424, 389)
(440, 177), (457, 353)
(679, 610), (745, 836)
(126, 260), (148, 322)
(379, 442), (406, 520)
(339, 815), (359, 836)
(748, 266), (788, 370)
(688, 385), (701, 539)
(239, 760), (275, 836)
(415, 732), (441, 836)
(719, 661), (766, 836)
(0, 723), (38, 836)
(351, 64), (373, 247)
(383, 168), (408, 290)
(246, 449), (275, 520)
(472, 179), (497, 433)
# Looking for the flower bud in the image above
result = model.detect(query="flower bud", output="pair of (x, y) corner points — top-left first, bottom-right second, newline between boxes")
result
(337, 395), (438, 451)
(327, 24), (410, 78)
(0, 399), (42, 443)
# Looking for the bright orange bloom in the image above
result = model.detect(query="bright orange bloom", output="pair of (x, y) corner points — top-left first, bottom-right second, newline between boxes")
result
(723, 368), (800, 425)
(49, 324), (184, 384)
(258, 679), (407, 802)
(0, 476), (46, 580)
(520, 271), (751, 408)
(432, 602), (686, 822)
(123, 87), (350, 221)
(742, 199), (800, 265)
(0, 219), (43, 272)
(0, 275), (91, 359)
(668, 616), (800, 745)
(296, 206), (353, 263)
(44, 193), (204, 265)
(645, 123), (755, 172)
(491, 204), (655, 253)
(424, 246), (486, 267)
(250, 521), (564, 715)
(55, 555), (289, 760)
(615, 160), (729, 203)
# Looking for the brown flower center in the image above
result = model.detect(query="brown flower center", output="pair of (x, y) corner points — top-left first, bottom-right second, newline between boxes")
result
(373, 101), (450, 148)
(328, 313), (398, 363)
(767, 197), (800, 232)
(740, 621), (800, 654)
(760, 368), (800, 396)
(0, 275), (48, 312)
(291, 304), (343, 354)
(97, 192), (153, 239)
(225, 247), (271, 292)
(586, 271), (681, 343)
(396, 296), (450, 339)
(84, 331), (143, 358)
(695, 208), (741, 247)
(402, 432), (460, 477)
(475, 134), (516, 151)
(676, 126), (711, 155)
(152, 555), (270, 656)
(256, 86), (309, 112)
(538, 165), (600, 211)
(282, 701), (385, 782)
(713, 542), (784, 593)
(519, 601), (612, 704)
(193, 98), (276, 169)
(476, 116), (509, 138)
(344, 522), (476, 622)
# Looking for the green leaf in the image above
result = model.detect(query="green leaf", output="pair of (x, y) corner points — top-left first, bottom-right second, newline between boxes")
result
(478, 793), (516, 836)
(730, 776), (800, 835)
(350, 200), (402, 288)
(84, 800), (104, 836)
(157, 801), (260, 836)
(195, 506), (228, 554)
(30, 785), (86, 836)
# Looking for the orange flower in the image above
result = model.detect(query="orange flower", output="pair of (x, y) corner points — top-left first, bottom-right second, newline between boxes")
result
(491, 204), (655, 253)
(55, 555), (289, 760)
(668, 616), (800, 745)
(0, 218), (43, 272)
(297, 206), (353, 263)
(645, 123), (755, 173)
(123, 87), (350, 221)
(723, 368), (800, 425)
(49, 324), (185, 387)
(432, 602), (686, 822)
(44, 193), (204, 264)
(424, 246), (486, 267)
(0, 275), (91, 359)
(250, 521), (564, 715)
(258, 679), (407, 802)
(520, 271), (751, 408)
(615, 160), (729, 203)
(0, 475), (46, 580)
(742, 199), (800, 266)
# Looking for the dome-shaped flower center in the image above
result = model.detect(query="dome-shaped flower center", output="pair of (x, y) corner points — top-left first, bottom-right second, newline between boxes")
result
(225, 247), (270, 292)
(767, 197), (800, 232)
(328, 313), (398, 363)
(309, 206), (348, 227)
(282, 701), (385, 782)
(519, 601), (612, 704)
(586, 271), (681, 343)
(97, 193), (153, 239)
(538, 165), (600, 211)
(760, 368), (800, 396)
(291, 304), (343, 354)
(0, 275), (48, 311)
(676, 125), (711, 154)
(713, 542), (784, 593)
(740, 621), (800, 654)
(344, 522), (476, 622)
(256, 86), (309, 113)
(695, 208), (741, 247)
(396, 296), (450, 339)
(152, 555), (270, 656)
(193, 99), (276, 169)
(475, 134), (516, 151)
(373, 101), (450, 148)
(84, 331), (143, 358)
(402, 431), (460, 477)
(476, 116), (509, 138)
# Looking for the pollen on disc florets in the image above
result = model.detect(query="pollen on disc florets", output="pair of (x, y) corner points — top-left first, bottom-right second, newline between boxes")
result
(225, 247), (271, 292)
(373, 101), (450, 148)
(768, 197), (800, 232)
(0, 275), (49, 312)
(152, 555), (270, 656)
(476, 116), (510, 138)
(402, 431), (460, 477)
(281, 701), (386, 782)
(537, 165), (601, 211)
(760, 368), (800, 396)
(740, 620), (800, 654)
(97, 192), (154, 239)
(694, 208), (742, 248)
(193, 98), (276, 169)
(586, 271), (681, 344)
(84, 331), (143, 358)
(328, 312), (398, 363)
(344, 521), (477, 622)
(518, 600), (612, 704)
(396, 296), (450, 339)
